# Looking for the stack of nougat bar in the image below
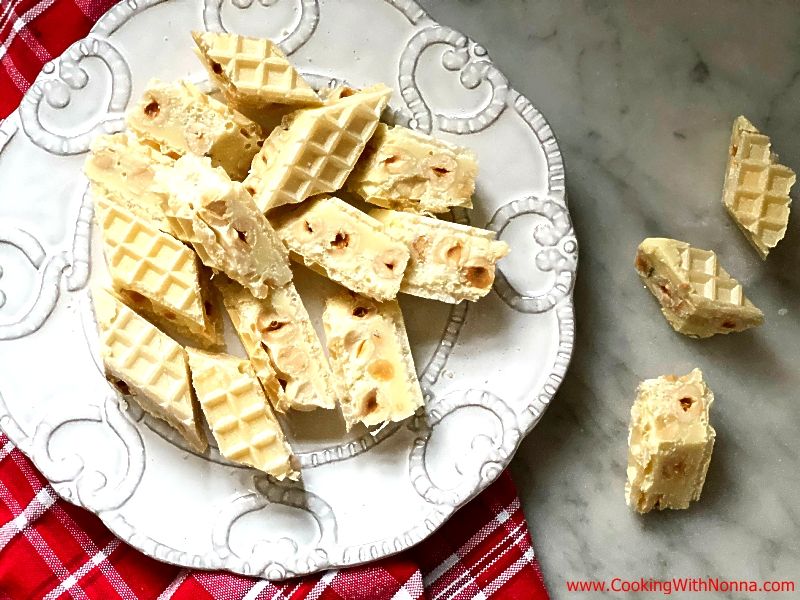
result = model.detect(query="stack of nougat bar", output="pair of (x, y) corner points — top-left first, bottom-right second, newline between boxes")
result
(85, 31), (510, 479)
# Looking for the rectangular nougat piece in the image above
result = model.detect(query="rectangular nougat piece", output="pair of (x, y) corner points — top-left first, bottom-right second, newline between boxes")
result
(347, 124), (477, 214)
(371, 209), (509, 303)
(93, 288), (207, 452)
(626, 369), (715, 513)
(187, 348), (297, 480)
(215, 276), (338, 413)
(323, 292), (423, 429)
(94, 193), (222, 349)
(270, 196), (409, 302)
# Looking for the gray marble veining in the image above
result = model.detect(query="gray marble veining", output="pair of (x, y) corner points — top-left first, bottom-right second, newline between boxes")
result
(418, 1), (800, 597)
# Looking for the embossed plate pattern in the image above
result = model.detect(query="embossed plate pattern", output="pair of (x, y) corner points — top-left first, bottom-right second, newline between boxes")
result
(0, 0), (576, 580)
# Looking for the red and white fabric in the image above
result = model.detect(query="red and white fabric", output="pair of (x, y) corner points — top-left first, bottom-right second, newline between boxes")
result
(0, 1), (551, 598)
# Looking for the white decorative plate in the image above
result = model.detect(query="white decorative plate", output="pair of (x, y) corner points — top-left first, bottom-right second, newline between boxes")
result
(0, 0), (576, 580)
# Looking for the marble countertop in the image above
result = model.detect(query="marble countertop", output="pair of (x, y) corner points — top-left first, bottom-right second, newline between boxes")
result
(418, 1), (800, 596)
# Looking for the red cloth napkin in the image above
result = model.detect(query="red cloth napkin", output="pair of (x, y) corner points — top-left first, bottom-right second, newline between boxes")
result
(0, 2), (551, 598)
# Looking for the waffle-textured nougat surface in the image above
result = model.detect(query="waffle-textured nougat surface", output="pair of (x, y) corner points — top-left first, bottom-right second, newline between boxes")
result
(244, 84), (391, 212)
(192, 31), (321, 111)
(187, 348), (297, 479)
(93, 288), (207, 452)
(722, 115), (794, 259)
(94, 193), (221, 349)
(635, 238), (763, 338)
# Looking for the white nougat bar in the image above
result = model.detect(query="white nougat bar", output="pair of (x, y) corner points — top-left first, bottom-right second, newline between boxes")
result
(347, 123), (477, 214)
(158, 155), (291, 299)
(93, 288), (208, 453)
(84, 132), (175, 232)
(722, 115), (795, 259)
(270, 196), (410, 302)
(192, 31), (321, 112)
(243, 84), (392, 212)
(94, 193), (222, 349)
(626, 369), (715, 513)
(187, 347), (297, 480)
(126, 79), (263, 181)
(215, 276), (338, 413)
(635, 237), (763, 338)
(371, 209), (509, 303)
(322, 291), (423, 429)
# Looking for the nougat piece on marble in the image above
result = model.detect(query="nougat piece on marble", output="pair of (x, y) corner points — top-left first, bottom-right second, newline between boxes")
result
(721, 115), (795, 259)
(126, 79), (263, 181)
(626, 369), (715, 513)
(157, 154), (291, 299)
(635, 238), (763, 338)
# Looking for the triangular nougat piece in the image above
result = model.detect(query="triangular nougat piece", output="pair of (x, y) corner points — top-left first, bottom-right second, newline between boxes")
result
(191, 31), (321, 111)
(244, 84), (392, 212)
(635, 238), (763, 337)
(93, 288), (207, 452)
(347, 123), (477, 213)
(158, 155), (292, 299)
(186, 348), (297, 480)
(94, 193), (222, 349)
(626, 369), (715, 513)
(322, 291), (423, 430)
(722, 116), (795, 259)
(126, 79), (263, 181)
(371, 209), (509, 303)
(84, 132), (175, 232)
(214, 276), (338, 413)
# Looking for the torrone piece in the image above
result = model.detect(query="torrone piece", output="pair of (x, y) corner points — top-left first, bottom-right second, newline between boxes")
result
(93, 288), (207, 453)
(270, 196), (410, 302)
(158, 155), (291, 299)
(187, 348), (297, 480)
(371, 209), (509, 303)
(322, 292), (424, 430)
(215, 276), (338, 413)
(626, 369), (715, 513)
(722, 115), (795, 259)
(94, 193), (222, 349)
(635, 237), (763, 338)
(126, 79), (262, 181)
(243, 84), (392, 212)
(84, 132), (175, 232)
(347, 124), (477, 213)
(191, 31), (321, 111)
